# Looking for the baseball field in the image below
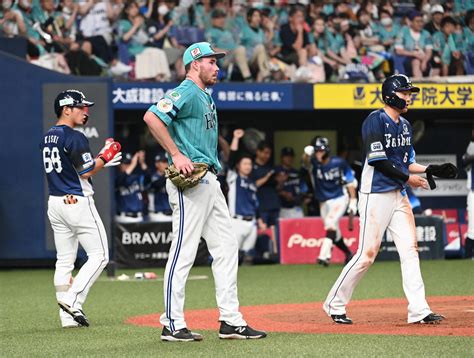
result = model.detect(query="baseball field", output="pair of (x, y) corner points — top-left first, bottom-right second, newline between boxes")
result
(1, 260), (473, 357)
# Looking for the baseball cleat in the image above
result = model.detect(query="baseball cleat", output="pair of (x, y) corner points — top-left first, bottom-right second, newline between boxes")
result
(317, 258), (329, 267)
(160, 327), (203, 342)
(59, 309), (79, 328)
(414, 313), (445, 324)
(218, 321), (267, 339)
(331, 314), (353, 324)
(58, 301), (89, 327)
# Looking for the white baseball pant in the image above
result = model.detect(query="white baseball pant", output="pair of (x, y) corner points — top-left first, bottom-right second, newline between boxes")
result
(231, 218), (257, 253)
(160, 172), (246, 331)
(318, 195), (348, 261)
(323, 190), (432, 323)
(48, 195), (109, 310)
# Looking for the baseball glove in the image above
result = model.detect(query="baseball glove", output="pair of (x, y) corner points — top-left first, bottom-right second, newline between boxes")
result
(165, 162), (209, 190)
(425, 163), (458, 189)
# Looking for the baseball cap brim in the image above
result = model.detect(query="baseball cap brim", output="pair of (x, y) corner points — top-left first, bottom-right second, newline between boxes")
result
(76, 100), (95, 107)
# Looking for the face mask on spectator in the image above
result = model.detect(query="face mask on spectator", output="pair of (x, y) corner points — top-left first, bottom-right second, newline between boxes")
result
(158, 4), (168, 16)
(20, 0), (31, 8)
(2, 0), (12, 9)
(380, 17), (392, 26)
(422, 4), (431, 13)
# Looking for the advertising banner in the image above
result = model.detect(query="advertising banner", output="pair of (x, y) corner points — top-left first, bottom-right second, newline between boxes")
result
(313, 83), (474, 109)
(378, 216), (445, 260)
(279, 216), (445, 264)
(112, 83), (297, 110)
(114, 222), (209, 268)
(279, 217), (359, 264)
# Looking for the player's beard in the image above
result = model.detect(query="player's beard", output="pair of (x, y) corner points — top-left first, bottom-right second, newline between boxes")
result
(200, 71), (218, 87)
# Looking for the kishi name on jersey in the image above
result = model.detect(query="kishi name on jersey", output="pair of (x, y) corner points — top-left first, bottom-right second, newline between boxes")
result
(384, 133), (411, 148)
(45, 135), (59, 144)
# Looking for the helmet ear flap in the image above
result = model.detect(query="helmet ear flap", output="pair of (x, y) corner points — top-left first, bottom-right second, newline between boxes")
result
(385, 95), (406, 110)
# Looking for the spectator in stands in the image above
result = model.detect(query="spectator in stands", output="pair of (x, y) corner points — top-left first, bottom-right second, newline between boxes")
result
(275, 147), (309, 219)
(359, 0), (378, 20)
(194, 0), (212, 30)
(278, 6), (311, 67)
(394, 10), (433, 78)
(356, 8), (380, 49)
(118, 0), (171, 81)
(0, 0), (27, 38)
(59, 0), (78, 45)
(309, 16), (340, 81)
(206, 8), (253, 81)
(464, 10), (474, 74)
(431, 16), (463, 76)
(240, 8), (271, 82)
(145, 1), (185, 80)
(424, 4), (445, 35)
(148, 152), (172, 222)
(115, 151), (148, 223)
(77, 0), (132, 77)
(251, 141), (284, 227)
(377, 8), (400, 52)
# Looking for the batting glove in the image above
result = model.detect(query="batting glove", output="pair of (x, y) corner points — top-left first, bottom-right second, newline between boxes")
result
(348, 198), (358, 215)
(104, 152), (122, 167)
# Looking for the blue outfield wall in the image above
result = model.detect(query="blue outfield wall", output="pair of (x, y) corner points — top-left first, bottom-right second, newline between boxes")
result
(0, 51), (112, 261)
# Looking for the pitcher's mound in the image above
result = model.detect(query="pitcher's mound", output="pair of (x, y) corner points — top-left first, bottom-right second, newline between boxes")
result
(126, 296), (473, 336)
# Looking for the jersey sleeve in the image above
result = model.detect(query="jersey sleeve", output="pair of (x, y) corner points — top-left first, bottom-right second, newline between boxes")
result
(362, 112), (387, 164)
(341, 160), (355, 183)
(147, 89), (187, 126)
(65, 131), (95, 175)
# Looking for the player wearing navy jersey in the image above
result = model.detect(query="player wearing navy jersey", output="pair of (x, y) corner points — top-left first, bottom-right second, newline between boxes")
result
(276, 147), (308, 219)
(143, 42), (266, 341)
(41, 90), (121, 328)
(115, 151), (148, 223)
(323, 75), (445, 325)
(303, 137), (356, 266)
(149, 152), (172, 222)
(462, 130), (474, 258)
(227, 129), (266, 264)
(251, 141), (284, 226)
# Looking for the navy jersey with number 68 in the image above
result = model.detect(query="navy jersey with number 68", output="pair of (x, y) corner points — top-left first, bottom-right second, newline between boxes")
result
(360, 109), (415, 193)
(41, 125), (96, 196)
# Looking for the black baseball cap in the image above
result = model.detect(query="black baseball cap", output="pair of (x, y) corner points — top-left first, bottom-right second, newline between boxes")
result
(54, 89), (94, 117)
(122, 153), (133, 164)
(155, 152), (167, 162)
(281, 147), (295, 156)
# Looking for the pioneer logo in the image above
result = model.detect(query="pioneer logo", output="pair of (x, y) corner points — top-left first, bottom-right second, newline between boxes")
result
(287, 234), (356, 248)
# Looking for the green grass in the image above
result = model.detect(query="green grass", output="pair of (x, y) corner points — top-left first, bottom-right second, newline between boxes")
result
(1, 261), (473, 357)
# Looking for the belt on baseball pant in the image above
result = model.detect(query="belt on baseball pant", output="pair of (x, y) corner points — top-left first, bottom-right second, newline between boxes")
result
(120, 212), (142, 218)
(208, 165), (218, 174)
(233, 215), (255, 221)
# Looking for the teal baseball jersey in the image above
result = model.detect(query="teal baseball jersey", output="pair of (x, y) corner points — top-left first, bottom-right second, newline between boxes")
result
(148, 79), (221, 171)
(395, 26), (433, 52)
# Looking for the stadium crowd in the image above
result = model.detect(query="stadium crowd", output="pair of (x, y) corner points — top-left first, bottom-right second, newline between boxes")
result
(1, 0), (473, 81)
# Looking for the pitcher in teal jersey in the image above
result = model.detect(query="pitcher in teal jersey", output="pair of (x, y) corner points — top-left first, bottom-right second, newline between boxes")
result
(143, 42), (266, 342)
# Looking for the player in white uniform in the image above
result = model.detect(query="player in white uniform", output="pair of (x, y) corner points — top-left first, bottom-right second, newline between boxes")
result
(143, 42), (266, 341)
(323, 75), (445, 325)
(463, 131), (474, 258)
(227, 129), (266, 264)
(41, 90), (122, 327)
(303, 137), (357, 266)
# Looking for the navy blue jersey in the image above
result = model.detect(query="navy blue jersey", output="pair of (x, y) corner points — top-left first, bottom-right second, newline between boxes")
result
(227, 170), (258, 217)
(115, 171), (146, 214)
(250, 163), (280, 211)
(360, 109), (416, 193)
(275, 166), (308, 208)
(150, 172), (171, 212)
(41, 125), (95, 196)
(310, 156), (354, 202)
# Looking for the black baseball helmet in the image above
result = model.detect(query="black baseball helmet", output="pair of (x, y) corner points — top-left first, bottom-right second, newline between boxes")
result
(382, 75), (420, 110)
(313, 136), (330, 155)
(54, 89), (94, 118)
